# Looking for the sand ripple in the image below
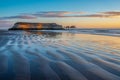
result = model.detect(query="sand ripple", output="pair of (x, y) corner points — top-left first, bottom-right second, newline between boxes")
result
(0, 30), (120, 80)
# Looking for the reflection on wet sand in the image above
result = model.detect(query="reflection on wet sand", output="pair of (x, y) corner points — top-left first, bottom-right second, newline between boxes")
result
(0, 30), (120, 80)
(26, 31), (62, 38)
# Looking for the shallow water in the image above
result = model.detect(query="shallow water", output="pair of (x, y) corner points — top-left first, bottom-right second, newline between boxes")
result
(0, 30), (120, 80)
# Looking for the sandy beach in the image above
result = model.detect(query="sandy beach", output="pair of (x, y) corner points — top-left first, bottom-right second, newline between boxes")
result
(0, 30), (120, 80)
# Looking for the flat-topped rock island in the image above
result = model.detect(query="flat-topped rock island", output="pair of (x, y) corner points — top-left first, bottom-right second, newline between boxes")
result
(9, 22), (64, 30)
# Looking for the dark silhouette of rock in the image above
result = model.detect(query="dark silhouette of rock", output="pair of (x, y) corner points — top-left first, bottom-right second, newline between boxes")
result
(70, 26), (76, 28)
(9, 22), (64, 30)
(65, 25), (76, 29)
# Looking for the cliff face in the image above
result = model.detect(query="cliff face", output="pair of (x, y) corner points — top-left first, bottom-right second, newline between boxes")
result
(9, 22), (64, 30)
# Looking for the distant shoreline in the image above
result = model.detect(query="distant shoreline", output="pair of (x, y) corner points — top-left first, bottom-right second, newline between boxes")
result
(0, 28), (120, 31)
(8, 28), (120, 30)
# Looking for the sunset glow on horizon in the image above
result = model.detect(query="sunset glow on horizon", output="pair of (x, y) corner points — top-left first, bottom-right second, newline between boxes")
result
(0, 0), (120, 29)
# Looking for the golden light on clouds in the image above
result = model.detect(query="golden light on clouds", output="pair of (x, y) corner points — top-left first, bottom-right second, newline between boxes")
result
(1, 11), (120, 29)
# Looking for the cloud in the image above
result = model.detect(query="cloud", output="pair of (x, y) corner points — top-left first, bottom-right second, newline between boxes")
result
(0, 11), (120, 21)
(0, 15), (37, 20)
(102, 11), (120, 15)
(78, 11), (120, 18)
(0, 20), (11, 23)
(75, 14), (110, 18)
(0, 20), (14, 28)
(0, 11), (85, 20)
(32, 11), (84, 17)
(20, 11), (120, 18)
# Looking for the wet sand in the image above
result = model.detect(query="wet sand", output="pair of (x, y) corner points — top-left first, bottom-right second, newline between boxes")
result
(0, 30), (120, 80)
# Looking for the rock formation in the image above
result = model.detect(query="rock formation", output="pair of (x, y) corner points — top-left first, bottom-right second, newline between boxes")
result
(9, 22), (64, 30)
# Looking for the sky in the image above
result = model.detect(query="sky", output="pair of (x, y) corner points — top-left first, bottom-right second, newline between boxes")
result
(0, 0), (120, 29)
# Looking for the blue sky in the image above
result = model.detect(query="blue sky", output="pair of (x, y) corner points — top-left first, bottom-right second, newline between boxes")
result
(0, 0), (120, 29)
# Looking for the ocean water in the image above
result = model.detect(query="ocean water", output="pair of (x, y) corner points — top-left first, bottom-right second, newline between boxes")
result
(0, 30), (120, 80)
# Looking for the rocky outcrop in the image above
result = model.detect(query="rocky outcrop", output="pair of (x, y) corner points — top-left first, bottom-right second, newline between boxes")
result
(9, 22), (64, 30)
